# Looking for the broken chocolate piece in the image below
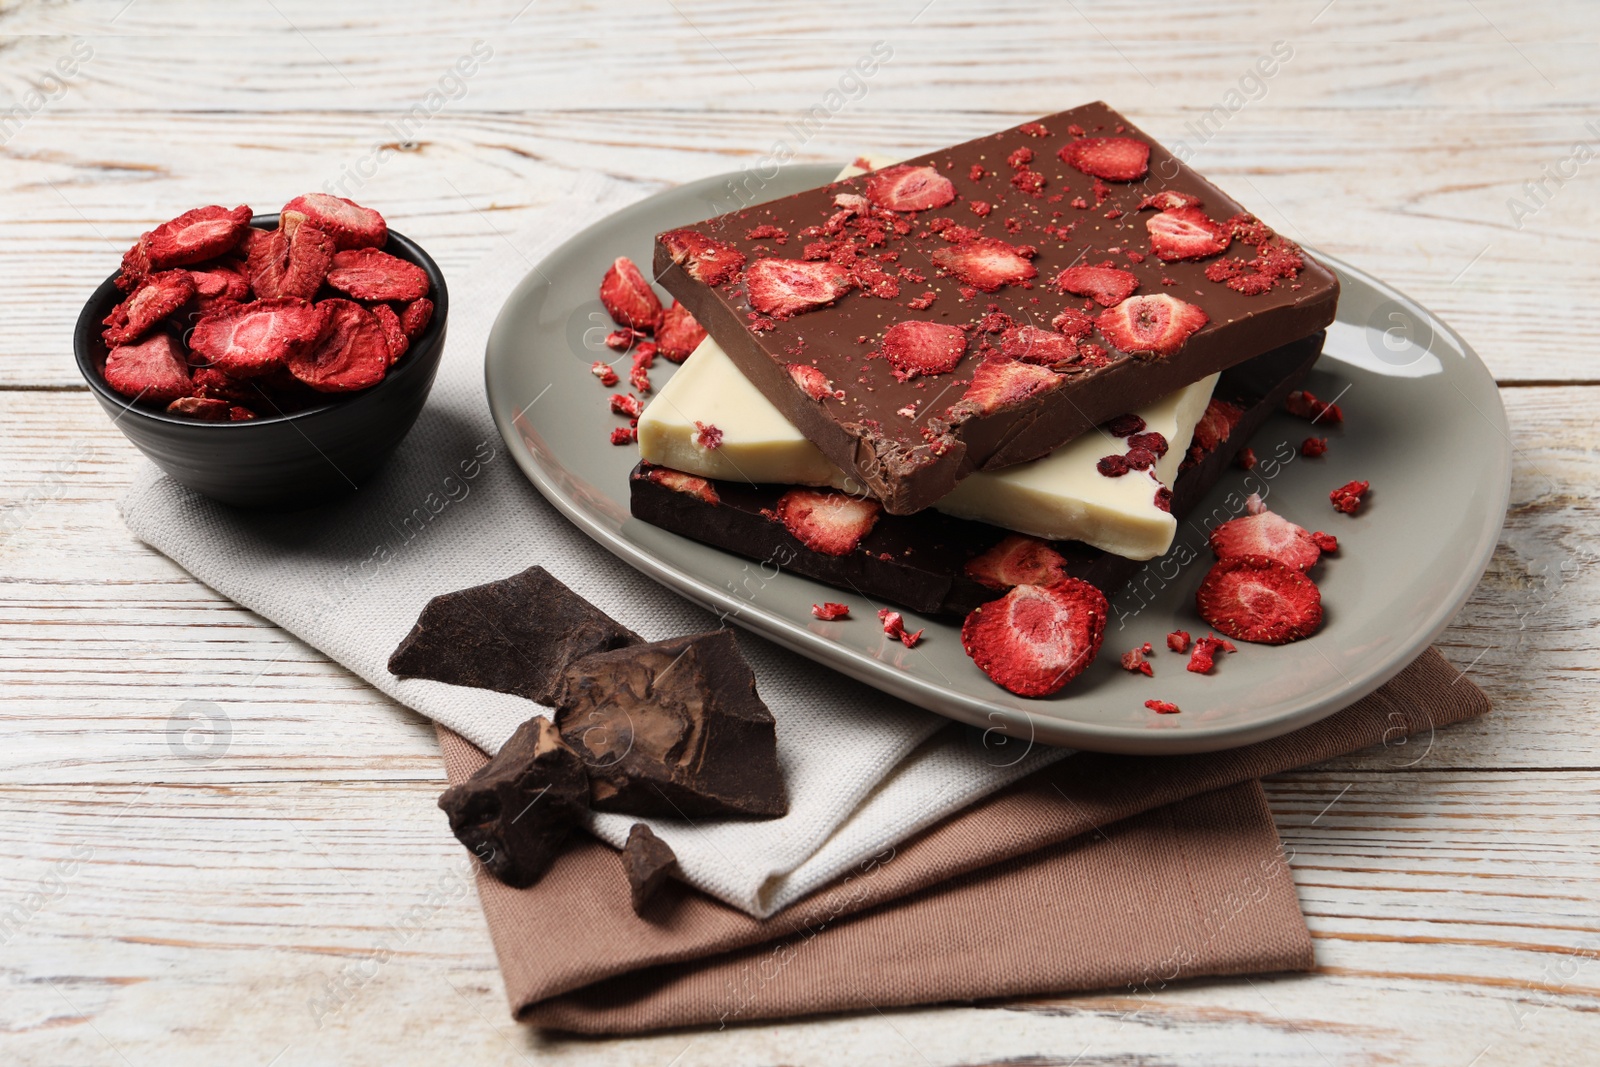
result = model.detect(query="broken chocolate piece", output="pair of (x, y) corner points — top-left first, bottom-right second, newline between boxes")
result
(622, 823), (680, 915)
(437, 716), (589, 888)
(387, 566), (640, 706)
(555, 630), (788, 819)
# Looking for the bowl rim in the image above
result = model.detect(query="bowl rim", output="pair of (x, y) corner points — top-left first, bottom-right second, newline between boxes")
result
(73, 211), (449, 429)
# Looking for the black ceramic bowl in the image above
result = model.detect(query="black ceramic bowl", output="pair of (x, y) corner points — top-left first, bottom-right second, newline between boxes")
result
(73, 213), (449, 510)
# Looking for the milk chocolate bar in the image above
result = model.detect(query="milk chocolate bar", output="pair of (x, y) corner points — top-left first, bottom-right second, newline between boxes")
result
(654, 101), (1338, 514)
(630, 333), (1321, 617)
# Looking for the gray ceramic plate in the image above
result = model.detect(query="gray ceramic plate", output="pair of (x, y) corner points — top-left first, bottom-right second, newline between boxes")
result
(485, 164), (1509, 754)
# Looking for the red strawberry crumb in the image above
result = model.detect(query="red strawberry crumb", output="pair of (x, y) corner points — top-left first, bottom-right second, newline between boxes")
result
(1145, 699), (1181, 714)
(1019, 122), (1050, 137)
(1059, 136), (1150, 181)
(605, 328), (640, 351)
(812, 602), (850, 621)
(1187, 633), (1236, 674)
(744, 223), (789, 243)
(877, 609), (924, 648)
(610, 393), (644, 418)
(1121, 642), (1154, 676)
(964, 534), (1068, 590)
(907, 290), (938, 310)
(591, 361), (619, 387)
(1070, 197), (1089, 210)
(1330, 480), (1370, 515)
(969, 164), (986, 181)
(880, 320), (967, 380)
(1056, 264), (1139, 307)
(610, 427), (637, 445)
(865, 165), (957, 212)
(692, 421), (723, 449)
(1067, 124), (1085, 136)
(1166, 630), (1191, 653)
(629, 363), (652, 394)
(970, 201), (992, 217)
(1311, 530), (1339, 553)
(1136, 191), (1202, 212)
(1285, 389), (1345, 425)
(1210, 508), (1326, 573)
(1097, 454), (1130, 477)
(660, 229), (747, 286)
(1236, 447), (1258, 470)
(1007, 147), (1034, 168)
(1097, 294), (1209, 359)
(1196, 556), (1323, 645)
(773, 488), (881, 556)
(598, 255), (664, 332)
(1050, 306), (1096, 340)
(960, 578), (1109, 697)
(1011, 169), (1046, 195)
(1301, 436), (1328, 457)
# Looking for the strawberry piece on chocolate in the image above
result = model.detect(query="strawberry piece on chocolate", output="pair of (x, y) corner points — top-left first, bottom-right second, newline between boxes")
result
(598, 255), (664, 332)
(1196, 555), (1323, 645)
(1330, 479), (1370, 515)
(960, 578), (1109, 697)
(787, 363), (842, 401)
(190, 297), (325, 378)
(642, 466), (720, 504)
(1000, 324), (1080, 367)
(1146, 207), (1231, 262)
(745, 258), (855, 319)
(954, 358), (1061, 417)
(248, 220), (335, 300)
(287, 299), (388, 392)
(1096, 294), (1209, 359)
(280, 193), (387, 250)
(656, 302), (707, 363)
(811, 602), (850, 621)
(1210, 509), (1325, 573)
(964, 534), (1069, 590)
(772, 488), (880, 556)
(930, 237), (1037, 292)
(660, 229), (747, 286)
(102, 270), (196, 346)
(400, 296), (434, 339)
(1055, 265), (1139, 307)
(1049, 306), (1096, 340)
(102, 333), (193, 402)
(864, 164), (957, 212)
(165, 396), (232, 421)
(371, 303), (409, 363)
(881, 320), (967, 380)
(325, 247), (431, 303)
(1136, 191), (1202, 212)
(1057, 136), (1149, 181)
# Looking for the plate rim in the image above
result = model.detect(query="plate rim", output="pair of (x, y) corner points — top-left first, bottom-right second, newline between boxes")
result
(485, 165), (1510, 754)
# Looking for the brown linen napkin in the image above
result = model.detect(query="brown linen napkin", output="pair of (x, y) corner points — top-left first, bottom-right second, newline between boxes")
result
(438, 646), (1488, 1033)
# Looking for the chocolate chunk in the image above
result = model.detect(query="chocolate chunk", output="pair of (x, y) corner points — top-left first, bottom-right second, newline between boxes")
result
(388, 565), (639, 706)
(629, 333), (1322, 617)
(622, 823), (679, 915)
(437, 716), (589, 888)
(555, 630), (788, 819)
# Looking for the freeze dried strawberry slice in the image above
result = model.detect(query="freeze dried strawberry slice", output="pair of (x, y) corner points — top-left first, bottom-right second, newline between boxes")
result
(166, 396), (232, 421)
(1050, 307), (1096, 340)
(400, 297), (434, 339)
(187, 265), (251, 312)
(288, 299), (389, 392)
(964, 534), (1069, 590)
(281, 193), (387, 250)
(1055, 265), (1138, 307)
(1210, 509), (1325, 572)
(1000, 324), (1080, 366)
(787, 363), (842, 401)
(773, 488), (880, 556)
(746, 258), (854, 319)
(102, 270), (196, 345)
(1146, 207), (1231, 262)
(229, 406), (257, 421)
(1136, 191), (1202, 212)
(930, 237), (1037, 292)
(660, 229), (747, 286)
(960, 578), (1109, 697)
(1196, 555), (1323, 645)
(881, 320), (967, 380)
(1057, 136), (1149, 181)
(139, 204), (253, 273)
(1166, 630), (1191, 653)
(326, 247), (431, 303)
(864, 164), (956, 212)
(190, 297), (325, 377)
(596, 255), (663, 332)
(811, 602), (850, 621)
(371, 303), (409, 363)
(1190, 398), (1244, 453)
(248, 220), (335, 300)
(102, 333), (192, 402)
(641, 466), (720, 505)
(1330, 479), (1370, 515)
(954, 358), (1061, 416)
(1097, 294), (1209, 359)
(656, 302), (707, 363)
(191, 365), (255, 403)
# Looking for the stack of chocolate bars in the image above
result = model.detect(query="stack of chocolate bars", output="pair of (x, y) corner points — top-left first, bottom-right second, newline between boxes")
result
(626, 101), (1339, 695)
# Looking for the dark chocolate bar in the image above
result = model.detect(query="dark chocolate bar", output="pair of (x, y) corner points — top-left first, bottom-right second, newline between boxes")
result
(654, 101), (1338, 514)
(630, 333), (1321, 617)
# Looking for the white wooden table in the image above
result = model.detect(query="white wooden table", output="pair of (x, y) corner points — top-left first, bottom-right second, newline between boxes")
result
(4, 2), (1597, 1063)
